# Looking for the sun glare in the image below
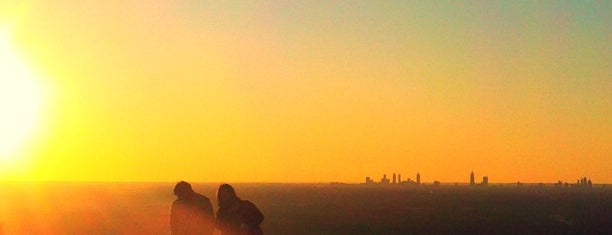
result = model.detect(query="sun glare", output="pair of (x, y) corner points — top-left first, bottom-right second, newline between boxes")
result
(0, 29), (43, 164)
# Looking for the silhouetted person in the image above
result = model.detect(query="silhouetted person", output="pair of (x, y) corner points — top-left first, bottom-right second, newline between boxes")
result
(215, 184), (264, 235)
(170, 181), (214, 235)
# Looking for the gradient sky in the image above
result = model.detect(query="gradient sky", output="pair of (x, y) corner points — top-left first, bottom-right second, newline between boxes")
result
(0, 1), (610, 183)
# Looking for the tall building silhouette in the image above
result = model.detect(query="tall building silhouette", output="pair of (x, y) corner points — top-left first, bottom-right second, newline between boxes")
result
(392, 173), (397, 184)
(381, 174), (390, 184)
(416, 172), (421, 184)
(398, 174), (402, 183)
(470, 171), (475, 185)
(482, 176), (488, 186)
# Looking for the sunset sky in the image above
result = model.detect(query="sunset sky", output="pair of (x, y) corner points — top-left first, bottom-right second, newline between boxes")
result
(0, 1), (609, 183)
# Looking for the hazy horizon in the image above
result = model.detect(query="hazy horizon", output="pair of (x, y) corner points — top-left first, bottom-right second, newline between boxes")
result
(1, 182), (610, 234)
(0, 1), (610, 183)
(1, 177), (610, 185)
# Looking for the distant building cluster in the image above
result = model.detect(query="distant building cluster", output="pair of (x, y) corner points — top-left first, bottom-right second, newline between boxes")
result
(364, 171), (489, 186)
(365, 172), (422, 185)
(361, 172), (596, 188)
(470, 171), (488, 186)
(577, 177), (593, 187)
(553, 176), (593, 188)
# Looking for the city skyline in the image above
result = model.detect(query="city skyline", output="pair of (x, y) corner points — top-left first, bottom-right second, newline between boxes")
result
(363, 171), (599, 185)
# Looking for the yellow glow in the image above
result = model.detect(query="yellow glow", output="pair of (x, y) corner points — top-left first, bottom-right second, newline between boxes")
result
(0, 2), (609, 183)
(0, 28), (42, 165)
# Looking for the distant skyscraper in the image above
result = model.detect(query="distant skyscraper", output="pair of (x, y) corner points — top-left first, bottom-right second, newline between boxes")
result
(398, 174), (402, 183)
(416, 172), (421, 184)
(381, 174), (390, 184)
(482, 176), (488, 186)
(470, 171), (475, 185)
(393, 173), (396, 184)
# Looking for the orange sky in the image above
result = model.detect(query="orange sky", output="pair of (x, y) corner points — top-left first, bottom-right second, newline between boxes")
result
(0, 1), (610, 183)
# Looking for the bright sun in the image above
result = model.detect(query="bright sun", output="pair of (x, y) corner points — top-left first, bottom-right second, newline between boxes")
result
(0, 29), (43, 163)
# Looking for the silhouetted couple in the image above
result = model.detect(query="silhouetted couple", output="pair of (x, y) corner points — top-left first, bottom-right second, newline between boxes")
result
(170, 181), (264, 235)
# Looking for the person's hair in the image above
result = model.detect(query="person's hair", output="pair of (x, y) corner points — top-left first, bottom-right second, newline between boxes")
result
(217, 184), (239, 208)
(174, 181), (193, 198)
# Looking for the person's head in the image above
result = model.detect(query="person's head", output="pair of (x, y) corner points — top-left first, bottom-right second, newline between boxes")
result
(217, 184), (239, 208)
(174, 181), (194, 199)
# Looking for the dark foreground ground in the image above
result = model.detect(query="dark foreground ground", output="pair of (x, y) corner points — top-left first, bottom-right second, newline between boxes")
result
(1, 182), (610, 234)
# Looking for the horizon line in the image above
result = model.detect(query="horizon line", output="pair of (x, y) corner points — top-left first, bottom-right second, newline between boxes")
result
(2, 180), (611, 184)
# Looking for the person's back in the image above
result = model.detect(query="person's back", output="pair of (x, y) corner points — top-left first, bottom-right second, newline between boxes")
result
(170, 181), (214, 235)
(216, 200), (263, 235)
(215, 184), (264, 235)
